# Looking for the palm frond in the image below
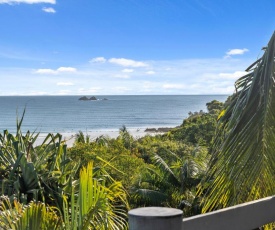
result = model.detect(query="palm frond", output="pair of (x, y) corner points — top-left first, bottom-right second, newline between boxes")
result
(0, 196), (61, 230)
(153, 153), (180, 186)
(62, 161), (128, 230)
(200, 32), (275, 212)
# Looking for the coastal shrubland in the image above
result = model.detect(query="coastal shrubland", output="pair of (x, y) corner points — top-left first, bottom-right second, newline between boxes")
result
(0, 97), (238, 230)
(0, 99), (223, 228)
(0, 118), (129, 229)
(66, 99), (223, 215)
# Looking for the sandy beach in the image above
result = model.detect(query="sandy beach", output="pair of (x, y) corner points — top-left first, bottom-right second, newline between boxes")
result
(35, 127), (169, 147)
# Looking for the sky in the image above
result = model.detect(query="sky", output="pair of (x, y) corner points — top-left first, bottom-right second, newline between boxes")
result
(0, 0), (275, 96)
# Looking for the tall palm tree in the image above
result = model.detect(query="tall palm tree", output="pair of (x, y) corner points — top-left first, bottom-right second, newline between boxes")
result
(199, 32), (275, 212)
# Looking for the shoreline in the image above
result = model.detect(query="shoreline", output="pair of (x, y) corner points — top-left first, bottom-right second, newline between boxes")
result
(35, 127), (173, 147)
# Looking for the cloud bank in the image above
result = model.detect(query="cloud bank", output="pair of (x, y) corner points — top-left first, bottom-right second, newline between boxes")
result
(1, 56), (252, 96)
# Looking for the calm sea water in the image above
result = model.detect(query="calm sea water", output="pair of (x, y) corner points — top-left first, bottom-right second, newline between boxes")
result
(0, 95), (228, 134)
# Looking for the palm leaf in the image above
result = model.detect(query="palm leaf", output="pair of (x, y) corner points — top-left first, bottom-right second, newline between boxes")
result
(0, 196), (61, 230)
(153, 153), (180, 186)
(62, 161), (128, 230)
(200, 32), (275, 212)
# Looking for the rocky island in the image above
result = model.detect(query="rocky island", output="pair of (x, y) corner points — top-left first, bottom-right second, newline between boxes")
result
(79, 96), (97, 101)
(78, 96), (108, 101)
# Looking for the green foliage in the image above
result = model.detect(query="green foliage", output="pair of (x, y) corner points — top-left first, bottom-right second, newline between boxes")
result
(200, 32), (275, 215)
(166, 100), (224, 147)
(169, 114), (217, 146)
(0, 113), (129, 229)
(0, 94), (229, 226)
(206, 100), (224, 115)
(0, 196), (61, 230)
(131, 137), (209, 215)
(0, 162), (129, 230)
(68, 101), (224, 213)
(62, 162), (128, 230)
(75, 131), (91, 144)
(68, 132), (147, 192)
(0, 125), (78, 212)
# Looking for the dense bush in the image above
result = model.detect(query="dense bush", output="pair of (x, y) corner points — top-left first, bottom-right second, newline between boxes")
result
(0, 99), (225, 228)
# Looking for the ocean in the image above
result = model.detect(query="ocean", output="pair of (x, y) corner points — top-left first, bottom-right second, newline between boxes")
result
(0, 95), (228, 134)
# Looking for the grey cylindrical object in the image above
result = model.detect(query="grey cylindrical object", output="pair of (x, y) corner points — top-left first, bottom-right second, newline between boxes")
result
(128, 207), (183, 230)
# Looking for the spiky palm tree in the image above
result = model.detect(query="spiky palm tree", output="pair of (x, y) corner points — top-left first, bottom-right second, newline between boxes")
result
(199, 32), (275, 213)
(0, 119), (78, 210)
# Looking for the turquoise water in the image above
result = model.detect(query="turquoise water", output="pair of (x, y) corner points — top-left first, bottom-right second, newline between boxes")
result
(0, 95), (228, 134)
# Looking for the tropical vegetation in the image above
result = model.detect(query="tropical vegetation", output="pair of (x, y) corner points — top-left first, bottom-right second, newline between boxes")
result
(2, 32), (275, 229)
(0, 114), (129, 229)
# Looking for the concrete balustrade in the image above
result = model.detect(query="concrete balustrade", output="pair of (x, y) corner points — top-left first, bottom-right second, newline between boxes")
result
(128, 196), (275, 230)
(128, 207), (183, 230)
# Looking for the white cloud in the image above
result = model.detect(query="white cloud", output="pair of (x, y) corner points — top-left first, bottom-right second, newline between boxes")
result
(146, 70), (155, 75)
(0, 0), (55, 4)
(90, 57), (106, 63)
(225, 48), (249, 58)
(57, 67), (77, 73)
(42, 7), (56, 13)
(163, 84), (186, 89)
(219, 71), (247, 80)
(122, 68), (134, 73)
(2, 57), (252, 95)
(35, 68), (56, 74)
(57, 82), (74, 86)
(35, 66), (77, 74)
(109, 58), (147, 67)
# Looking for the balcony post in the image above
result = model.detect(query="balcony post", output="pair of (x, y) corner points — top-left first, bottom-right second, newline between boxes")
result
(128, 207), (183, 230)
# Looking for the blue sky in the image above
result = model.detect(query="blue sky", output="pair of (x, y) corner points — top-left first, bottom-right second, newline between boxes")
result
(0, 0), (274, 95)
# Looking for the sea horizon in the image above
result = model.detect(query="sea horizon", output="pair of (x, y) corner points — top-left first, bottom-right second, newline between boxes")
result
(0, 95), (229, 135)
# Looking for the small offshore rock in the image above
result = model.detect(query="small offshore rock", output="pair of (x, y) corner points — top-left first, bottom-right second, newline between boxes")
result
(79, 96), (90, 101)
